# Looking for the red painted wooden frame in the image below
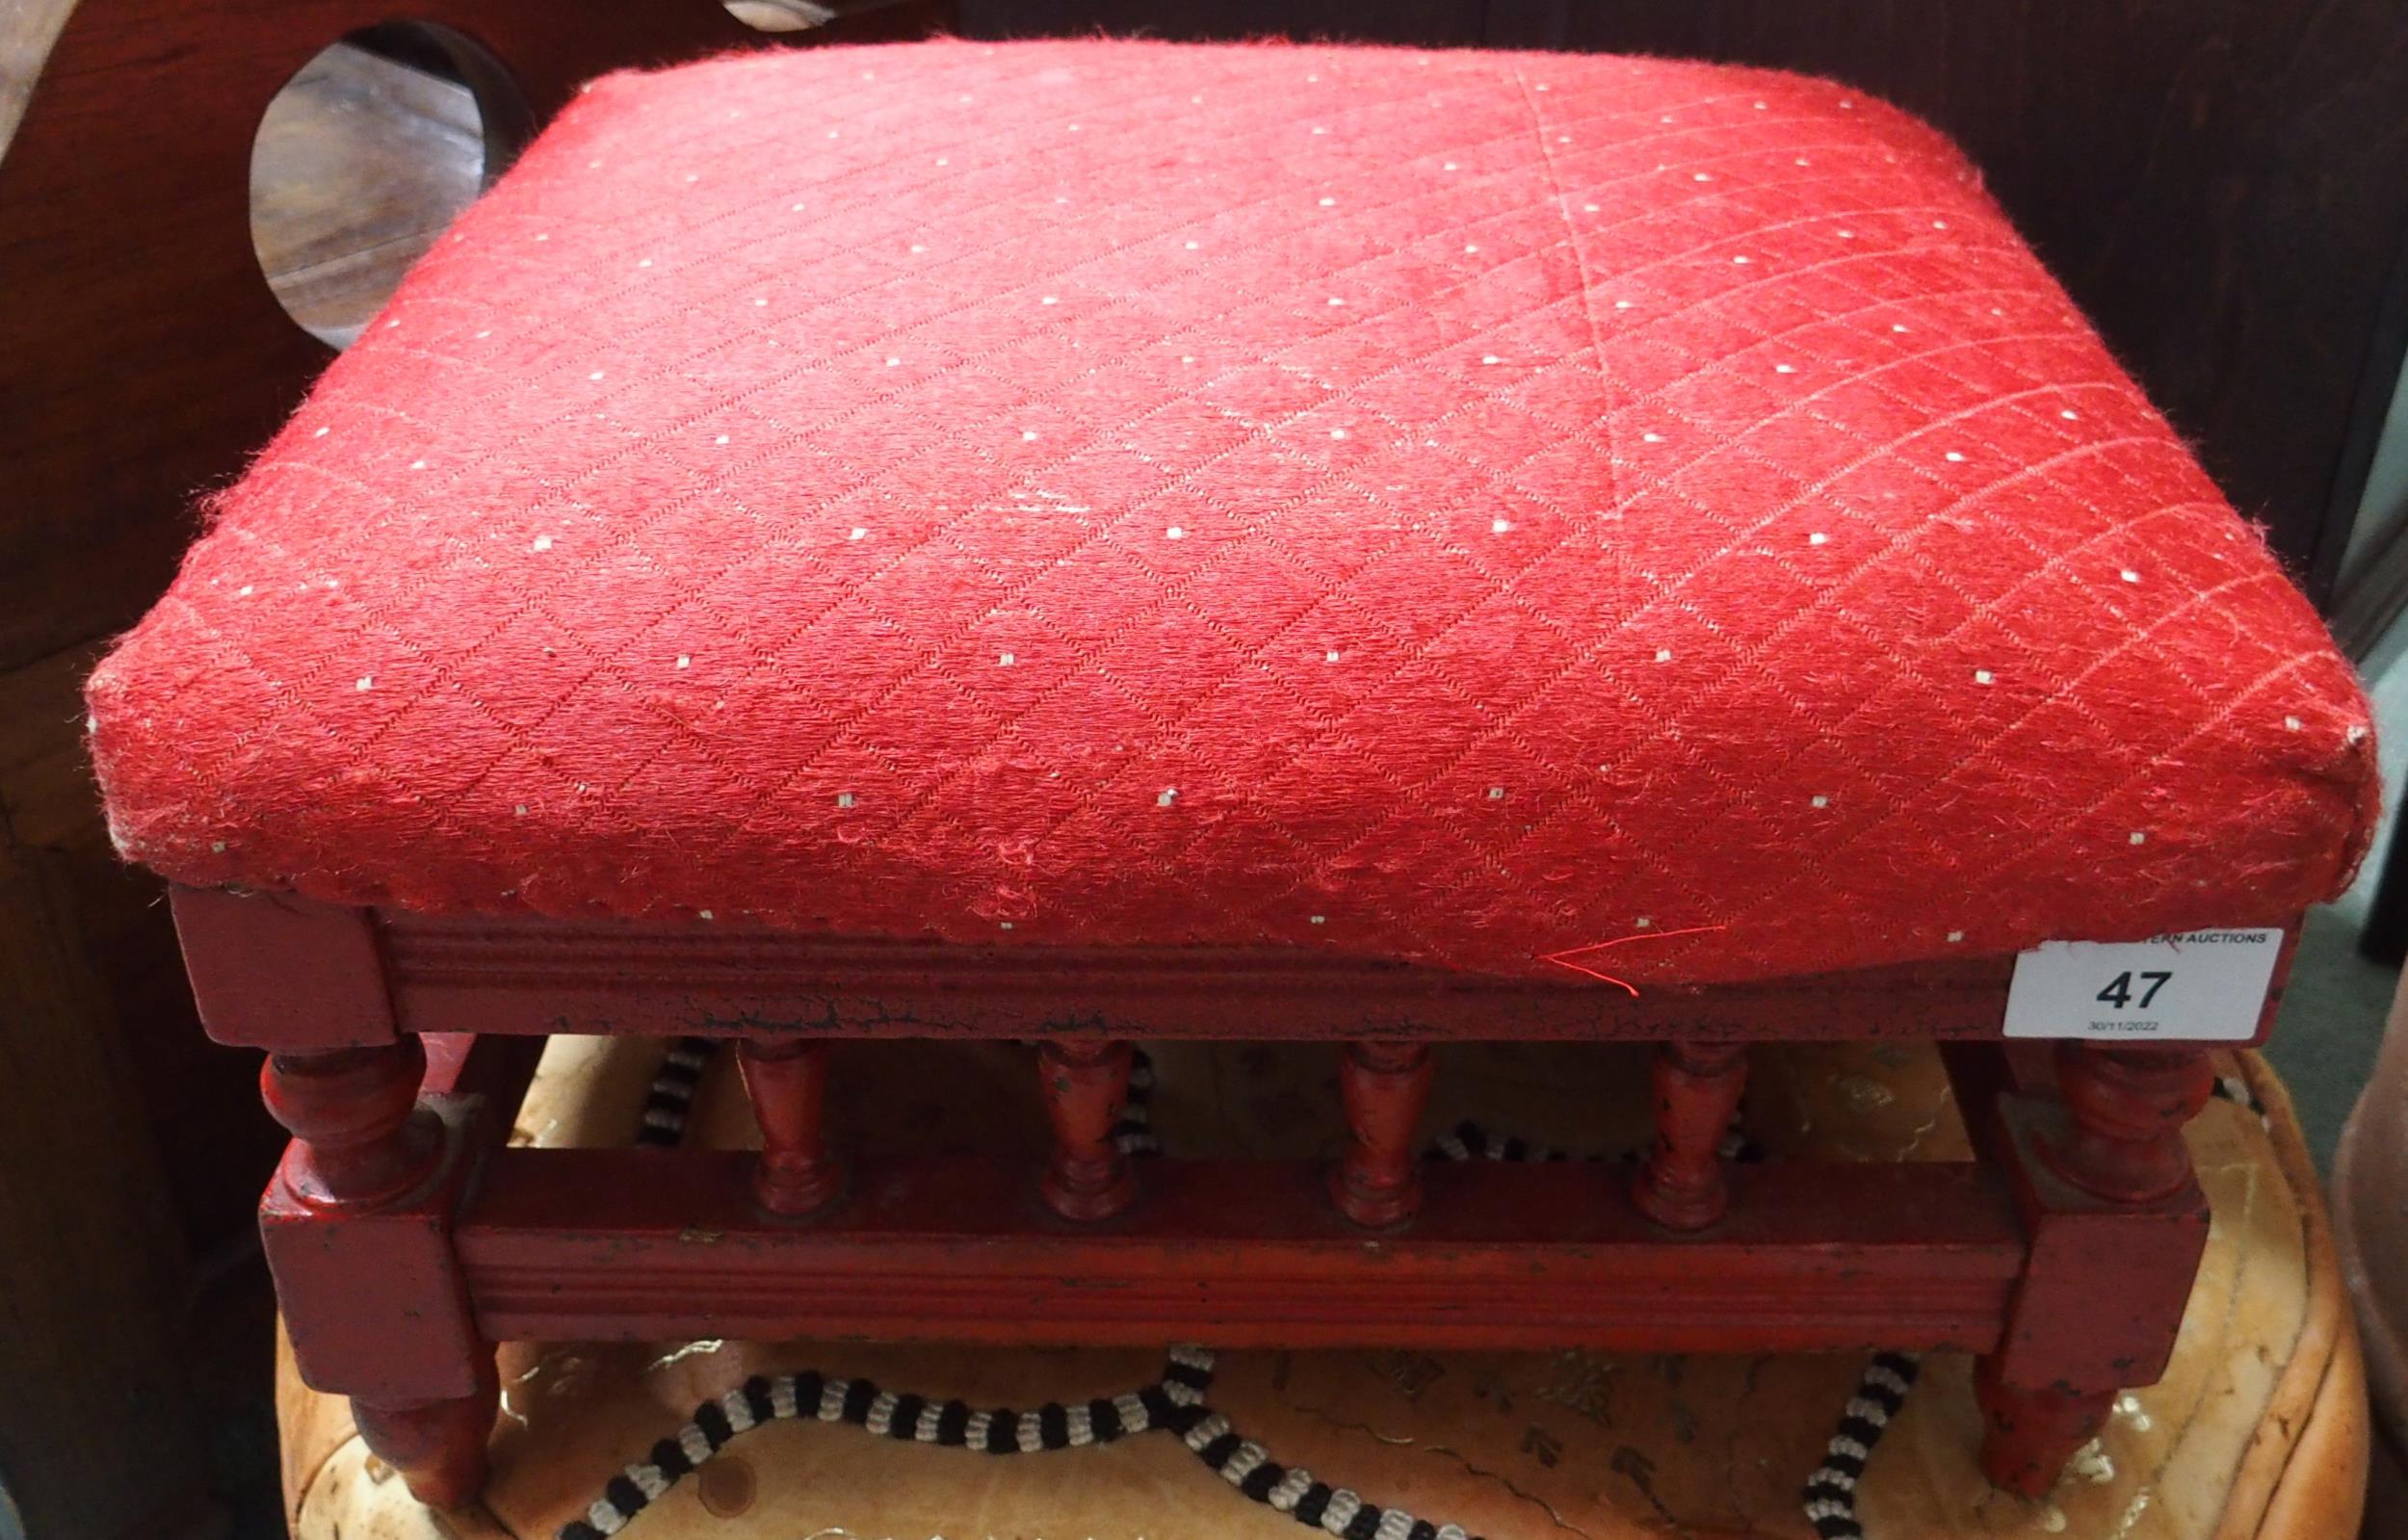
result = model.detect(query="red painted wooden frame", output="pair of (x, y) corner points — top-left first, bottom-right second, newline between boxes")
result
(171, 886), (2288, 1509)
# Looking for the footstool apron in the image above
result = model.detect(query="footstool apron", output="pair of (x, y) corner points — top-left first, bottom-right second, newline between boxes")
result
(86, 37), (2377, 1514)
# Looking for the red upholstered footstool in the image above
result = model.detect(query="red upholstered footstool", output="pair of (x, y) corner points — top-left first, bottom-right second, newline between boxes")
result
(88, 36), (2376, 1514)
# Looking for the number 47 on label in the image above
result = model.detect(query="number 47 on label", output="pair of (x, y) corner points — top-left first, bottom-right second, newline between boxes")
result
(2093, 970), (2171, 1011)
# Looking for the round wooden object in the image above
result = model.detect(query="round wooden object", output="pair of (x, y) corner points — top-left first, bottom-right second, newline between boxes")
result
(280, 1038), (2366, 1540)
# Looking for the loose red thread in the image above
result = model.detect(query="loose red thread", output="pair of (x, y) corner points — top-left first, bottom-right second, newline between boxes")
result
(1539, 925), (1730, 995)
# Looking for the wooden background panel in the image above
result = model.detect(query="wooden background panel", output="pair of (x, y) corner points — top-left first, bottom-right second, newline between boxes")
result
(250, 37), (489, 348)
(0, 0), (944, 677)
(965, 0), (2408, 608)
(0, 650), (226, 1540)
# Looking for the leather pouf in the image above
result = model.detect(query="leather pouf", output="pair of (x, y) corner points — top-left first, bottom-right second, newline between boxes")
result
(280, 1035), (2366, 1540)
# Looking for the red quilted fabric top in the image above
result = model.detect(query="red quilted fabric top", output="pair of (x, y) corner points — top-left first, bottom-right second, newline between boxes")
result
(88, 39), (2377, 988)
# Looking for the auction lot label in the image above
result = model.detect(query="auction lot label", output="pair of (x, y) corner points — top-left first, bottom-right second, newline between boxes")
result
(2002, 929), (2283, 1041)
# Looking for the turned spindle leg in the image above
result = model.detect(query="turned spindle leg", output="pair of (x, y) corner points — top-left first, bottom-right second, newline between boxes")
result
(1632, 1040), (1748, 1231)
(1329, 1040), (1434, 1228)
(738, 1037), (843, 1215)
(2039, 1040), (2215, 1202)
(1975, 1364), (2119, 1497)
(1973, 1041), (2213, 1495)
(263, 1039), (494, 1507)
(352, 1362), (502, 1510)
(1039, 1038), (1139, 1220)
(261, 1039), (442, 1206)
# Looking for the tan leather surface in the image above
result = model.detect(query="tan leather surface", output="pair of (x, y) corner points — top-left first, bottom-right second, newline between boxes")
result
(2336, 963), (2408, 1454)
(2213, 1057), (2365, 1540)
(280, 1037), (2367, 1539)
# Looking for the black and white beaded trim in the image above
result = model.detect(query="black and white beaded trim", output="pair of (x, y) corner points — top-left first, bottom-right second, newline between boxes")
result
(1428, 1119), (1577, 1163)
(558, 1346), (1217, 1540)
(1161, 1396), (1483, 1540)
(1799, 1352), (1920, 1540)
(1113, 1047), (1162, 1155)
(2212, 1068), (2270, 1130)
(556, 1340), (1493, 1540)
(634, 1037), (716, 1148)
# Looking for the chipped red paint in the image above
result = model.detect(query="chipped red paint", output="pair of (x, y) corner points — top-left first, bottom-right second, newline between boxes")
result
(171, 884), (2255, 1505)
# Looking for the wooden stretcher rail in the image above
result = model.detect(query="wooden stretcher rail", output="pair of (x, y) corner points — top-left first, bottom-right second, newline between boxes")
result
(454, 1150), (2027, 1351)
